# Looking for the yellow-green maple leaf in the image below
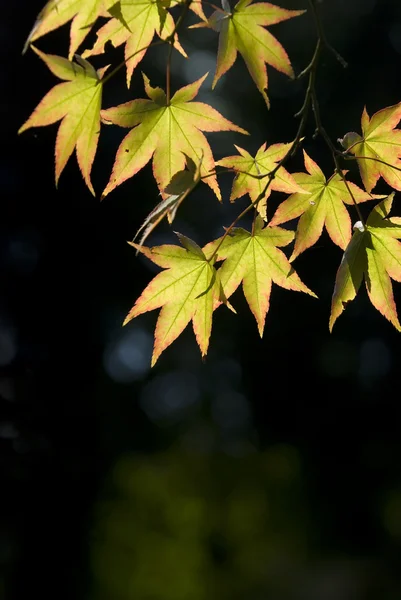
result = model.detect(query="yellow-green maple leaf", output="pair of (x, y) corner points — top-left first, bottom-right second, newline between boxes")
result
(205, 216), (316, 336)
(18, 47), (105, 195)
(216, 141), (307, 219)
(101, 73), (248, 200)
(125, 234), (228, 366)
(82, 0), (187, 87)
(192, 0), (305, 106)
(270, 150), (384, 261)
(23, 0), (117, 59)
(340, 102), (401, 193)
(330, 193), (401, 332)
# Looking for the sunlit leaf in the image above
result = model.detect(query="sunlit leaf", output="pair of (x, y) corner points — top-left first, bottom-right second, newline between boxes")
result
(23, 0), (119, 59)
(192, 0), (305, 106)
(82, 0), (187, 87)
(101, 73), (248, 200)
(270, 150), (384, 260)
(205, 216), (316, 336)
(18, 46), (105, 195)
(124, 234), (229, 365)
(330, 193), (401, 331)
(216, 141), (307, 219)
(340, 102), (401, 192)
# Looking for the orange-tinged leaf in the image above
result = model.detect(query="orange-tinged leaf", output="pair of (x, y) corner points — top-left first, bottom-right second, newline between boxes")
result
(178, 0), (208, 22)
(82, 0), (187, 87)
(101, 73), (248, 200)
(330, 194), (401, 332)
(366, 190), (401, 236)
(216, 141), (307, 219)
(23, 0), (117, 59)
(207, 216), (316, 336)
(124, 235), (227, 365)
(340, 102), (401, 192)
(329, 226), (367, 332)
(193, 0), (305, 106)
(365, 247), (400, 330)
(18, 47), (104, 195)
(270, 151), (383, 260)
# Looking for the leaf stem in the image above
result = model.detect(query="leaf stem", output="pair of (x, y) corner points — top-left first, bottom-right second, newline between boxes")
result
(166, 43), (173, 105)
(201, 166), (278, 181)
(343, 154), (401, 172)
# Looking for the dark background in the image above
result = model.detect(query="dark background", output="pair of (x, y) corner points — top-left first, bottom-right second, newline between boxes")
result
(2, 0), (401, 598)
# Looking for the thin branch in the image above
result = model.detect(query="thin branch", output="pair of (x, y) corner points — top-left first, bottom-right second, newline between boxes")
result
(308, 0), (347, 68)
(296, 37), (321, 80)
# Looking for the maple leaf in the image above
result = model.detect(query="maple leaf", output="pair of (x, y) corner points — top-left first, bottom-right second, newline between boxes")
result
(216, 141), (307, 219)
(23, 0), (118, 59)
(192, 0), (305, 106)
(101, 73), (248, 200)
(82, 0), (187, 87)
(330, 193), (401, 332)
(269, 150), (384, 261)
(204, 216), (317, 336)
(18, 47), (105, 195)
(124, 233), (230, 366)
(339, 102), (401, 193)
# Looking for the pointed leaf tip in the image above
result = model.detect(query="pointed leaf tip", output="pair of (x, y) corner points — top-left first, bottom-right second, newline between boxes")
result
(214, 226), (316, 336)
(344, 102), (401, 192)
(330, 198), (401, 330)
(101, 76), (246, 200)
(124, 237), (224, 364)
(210, 0), (304, 103)
(19, 49), (103, 194)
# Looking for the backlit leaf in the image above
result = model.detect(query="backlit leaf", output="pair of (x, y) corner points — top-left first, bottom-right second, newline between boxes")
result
(192, 0), (305, 106)
(216, 141), (307, 219)
(83, 0), (187, 87)
(340, 102), (401, 192)
(18, 47), (105, 195)
(124, 234), (228, 365)
(23, 0), (118, 59)
(270, 150), (383, 260)
(330, 194), (401, 331)
(205, 216), (316, 336)
(101, 73), (248, 200)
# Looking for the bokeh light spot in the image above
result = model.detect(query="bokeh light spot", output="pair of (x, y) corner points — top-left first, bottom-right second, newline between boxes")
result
(103, 326), (153, 383)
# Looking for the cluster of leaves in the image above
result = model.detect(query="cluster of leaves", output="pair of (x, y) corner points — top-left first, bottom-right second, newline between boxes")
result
(20, 0), (401, 365)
